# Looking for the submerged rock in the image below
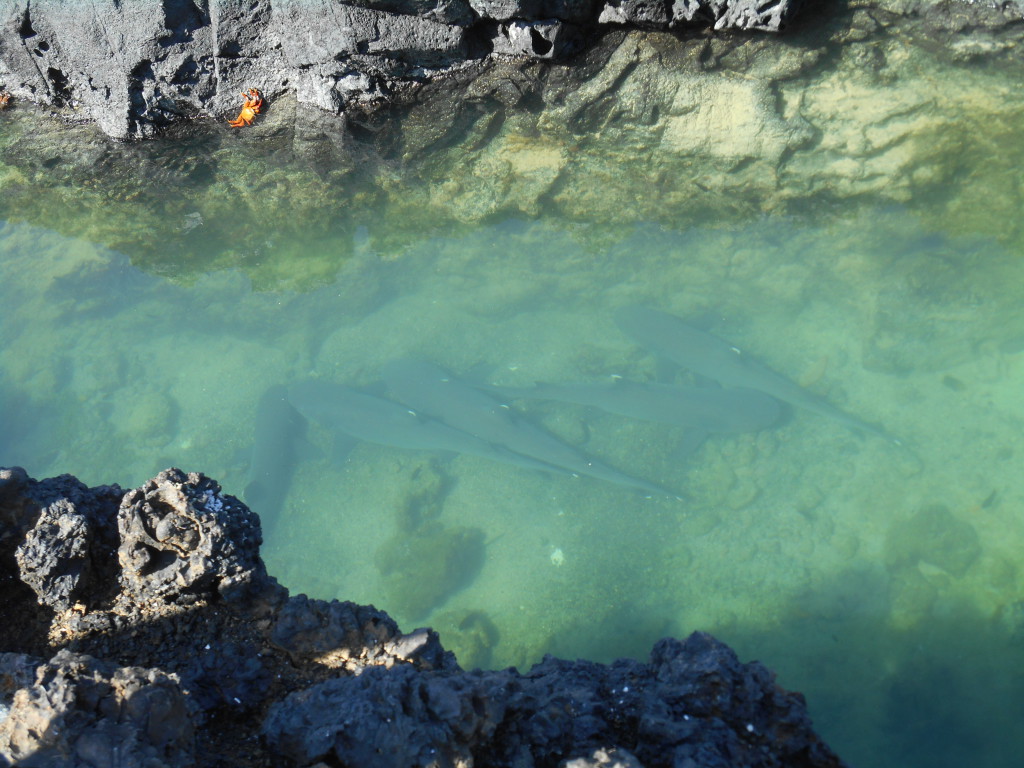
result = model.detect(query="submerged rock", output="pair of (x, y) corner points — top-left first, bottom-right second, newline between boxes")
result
(0, 465), (849, 766)
(375, 522), (487, 622)
(884, 504), (981, 578)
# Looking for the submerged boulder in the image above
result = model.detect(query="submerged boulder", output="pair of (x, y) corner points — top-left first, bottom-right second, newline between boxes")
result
(885, 504), (981, 578)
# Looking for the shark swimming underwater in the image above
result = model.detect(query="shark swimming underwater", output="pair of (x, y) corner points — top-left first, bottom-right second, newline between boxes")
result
(244, 385), (305, 530)
(614, 305), (900, 445)
(286, 380), (567, 475)
(381, 358), (682, 498)
(493, 379), (782, 434)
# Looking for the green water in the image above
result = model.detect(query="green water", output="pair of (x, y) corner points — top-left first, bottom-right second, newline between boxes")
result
(4, 19), (1024, 767)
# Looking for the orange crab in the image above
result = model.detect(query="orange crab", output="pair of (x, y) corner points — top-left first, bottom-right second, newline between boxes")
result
(228, 88), (262, 127)
(0, 92), (10, 109)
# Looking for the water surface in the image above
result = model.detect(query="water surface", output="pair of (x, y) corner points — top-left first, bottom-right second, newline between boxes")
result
(3, 22), (1024, 768)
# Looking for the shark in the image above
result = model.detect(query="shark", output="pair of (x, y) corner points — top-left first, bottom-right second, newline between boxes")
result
(244, 385), (305, 528)
(493, 379), (782, 434)
(381, 358), (682, 498)
(614, 305), (900, 444)
(286, 379), (575, 476)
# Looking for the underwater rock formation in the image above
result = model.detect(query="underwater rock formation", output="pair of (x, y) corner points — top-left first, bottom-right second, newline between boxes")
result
(0, 465), (848, 767)
(0, 0), (805, 139)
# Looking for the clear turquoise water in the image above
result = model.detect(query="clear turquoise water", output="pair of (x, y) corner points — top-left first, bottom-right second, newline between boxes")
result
(4, 31), (1024, 767)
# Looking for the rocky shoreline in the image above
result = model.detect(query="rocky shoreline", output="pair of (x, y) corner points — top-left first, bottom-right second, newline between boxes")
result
(1, 0), (1021, 140)
(0, 466), (847, 767)
(0, 0), (801, 140)
(0, 0), (1021, 289)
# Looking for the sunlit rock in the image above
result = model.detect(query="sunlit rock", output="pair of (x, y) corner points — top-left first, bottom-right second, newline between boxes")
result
(0, 0), (808, 139)
(489, 19), (584, 59)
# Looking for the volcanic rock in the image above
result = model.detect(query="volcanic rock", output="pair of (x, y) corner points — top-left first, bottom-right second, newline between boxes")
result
(0, 466), (847, 767)
(0, 0), (805, 139)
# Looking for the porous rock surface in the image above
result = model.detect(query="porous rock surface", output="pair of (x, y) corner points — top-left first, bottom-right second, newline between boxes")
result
(0, 650), (194, 768)
(0, 0), (802, 139)
(0, 465), (848, 767)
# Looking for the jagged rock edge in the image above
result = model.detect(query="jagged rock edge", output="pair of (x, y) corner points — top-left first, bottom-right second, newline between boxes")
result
(0, 465), (848, 767)
(0, 0), (803, 139)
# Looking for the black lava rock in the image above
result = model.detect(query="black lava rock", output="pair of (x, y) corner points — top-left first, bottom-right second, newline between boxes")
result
(0, 467), (848, 768)
(263, 631), (846, 767)
(117, 469), (264, 605)
(0, 650), (194, 768)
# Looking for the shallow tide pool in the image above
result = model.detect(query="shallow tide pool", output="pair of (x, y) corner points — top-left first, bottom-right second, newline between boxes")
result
(3, 20), (1024, 768)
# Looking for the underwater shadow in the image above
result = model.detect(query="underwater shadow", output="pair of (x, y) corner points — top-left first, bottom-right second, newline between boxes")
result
(716, 564), (1024, 768)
